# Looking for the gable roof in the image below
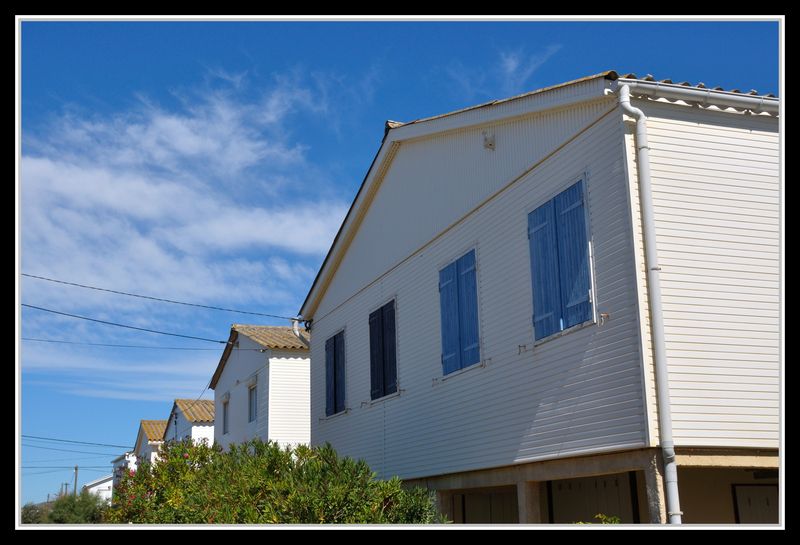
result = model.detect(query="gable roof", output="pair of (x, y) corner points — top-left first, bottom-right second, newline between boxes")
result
(139, 420), (167, 443)
(209, 325), (310, 390)
(298, 70), (779, 320)
(82, 474), (113, 489)
(174, 398), (215, 424)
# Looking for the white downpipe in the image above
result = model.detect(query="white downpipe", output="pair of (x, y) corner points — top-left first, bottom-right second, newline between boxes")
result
(618, 84), (683, 525)
(617, 78), (779, 115)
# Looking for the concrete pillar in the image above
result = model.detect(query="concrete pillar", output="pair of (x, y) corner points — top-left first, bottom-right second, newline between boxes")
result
(643, 451), (667, 523)
(517, 481), (543, 523)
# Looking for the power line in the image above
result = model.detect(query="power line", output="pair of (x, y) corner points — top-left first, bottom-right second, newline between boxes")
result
(22, 466), (109, 469)
(22, 435), (132, 449)
(22, 468), (69, 476)
(21, 304), (227, 344)
(22, 273), (298, 321)
(25, 455), (117, 462)
(22, 444), (122, 456)
(21, 337), (265, 351)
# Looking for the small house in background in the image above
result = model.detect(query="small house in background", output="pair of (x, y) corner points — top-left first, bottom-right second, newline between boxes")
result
(111, 451), (137, 492)
(163, 399), (215, 445)
(81, 474), (113, 503)
(133, 419), (167, 466)
(210, 324), (310, 451)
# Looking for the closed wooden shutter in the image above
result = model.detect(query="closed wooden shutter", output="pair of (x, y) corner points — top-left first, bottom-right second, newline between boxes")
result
(457, 250), (480, 367)
(439, 261), (461, 374)
(325, 336), (335, 416)
(555, 181), (592, 329)
(529, 200), (563, 340)
(382, 301), (397, 395)
(369, 308), (384, 400)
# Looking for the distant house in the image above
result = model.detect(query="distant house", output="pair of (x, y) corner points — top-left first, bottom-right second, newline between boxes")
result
(299, 71), (779, 524)
(163, 398), (215, 445)
(133, 419), (167, 466)
(82, 474), (113, 503)
(111, 451), (137, 492)
(209, 324), (310, 450)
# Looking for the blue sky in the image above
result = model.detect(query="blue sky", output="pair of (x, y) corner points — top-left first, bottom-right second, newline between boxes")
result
(18, 18), (780, 505)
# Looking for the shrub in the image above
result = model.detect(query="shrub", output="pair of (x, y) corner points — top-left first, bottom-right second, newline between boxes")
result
(46, 491), (107, 524)
(107, 439), (441, 524)
(21, 502), (47, 524)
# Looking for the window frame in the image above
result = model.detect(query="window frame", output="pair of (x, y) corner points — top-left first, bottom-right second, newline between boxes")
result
(527, 175), (596, 345)
(248, 384), (257, 423)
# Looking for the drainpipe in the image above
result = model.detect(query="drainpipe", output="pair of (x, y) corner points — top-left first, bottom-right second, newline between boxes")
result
(618, 84), (682, 525)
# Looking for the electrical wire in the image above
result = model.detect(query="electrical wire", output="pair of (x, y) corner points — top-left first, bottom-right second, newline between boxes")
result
(21, 304), (228, 344)
(22, 273), (299, 321)
(21, 444), (122, 456)
(22, 435), (132, 449)
(21, 337), (265, 351)
(21, 466), (110, 469)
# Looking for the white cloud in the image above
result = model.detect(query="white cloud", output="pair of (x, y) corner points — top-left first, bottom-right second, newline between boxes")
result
(20, 69), (351, 401)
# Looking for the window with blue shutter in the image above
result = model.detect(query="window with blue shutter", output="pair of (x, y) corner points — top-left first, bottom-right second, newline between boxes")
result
(528, 180), (593, 341)
(325, 331), (346, 416)
(369, 300), (397, 400)
(439, 249), (481, 375)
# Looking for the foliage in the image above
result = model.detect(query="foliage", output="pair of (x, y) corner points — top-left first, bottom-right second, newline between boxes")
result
(21, 502), (48, 524)
(45, 491), (108, 524)
(106, 439), (441, 524)
(574, 513), (622, 524)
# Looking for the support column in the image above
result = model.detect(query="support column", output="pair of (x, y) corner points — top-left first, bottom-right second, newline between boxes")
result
(517, 481), (543, 523)
(644, 451), (667, 523)
(435, 490), (454, 523)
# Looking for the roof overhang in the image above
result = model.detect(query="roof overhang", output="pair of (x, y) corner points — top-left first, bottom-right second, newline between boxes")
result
(209, 328), (238, 390)
(299, 71), (619, 319)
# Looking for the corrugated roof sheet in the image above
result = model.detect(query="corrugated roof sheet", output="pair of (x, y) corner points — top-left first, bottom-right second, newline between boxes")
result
(140, 420), (167, 442)
(174, 399), (215, 423)
(233, 324), (310, 350)
(617, 72), (776, 98)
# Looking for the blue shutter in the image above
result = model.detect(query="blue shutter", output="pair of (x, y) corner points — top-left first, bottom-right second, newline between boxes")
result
(369, 308), (384, 400)
(554, 181), (592, 329)
(334, 332), (346, 413)
(439, 261), (461, 374)
(325, 336), (335, 416)
(528, 200), (563, 340)
(457, 250), (480, 367)
(382, 301), (397, 396)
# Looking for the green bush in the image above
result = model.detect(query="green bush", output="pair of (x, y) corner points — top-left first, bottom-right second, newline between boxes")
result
(45, 491), (107, 524)
(21, 502), (48, 524)
(106, 439), (441, 524)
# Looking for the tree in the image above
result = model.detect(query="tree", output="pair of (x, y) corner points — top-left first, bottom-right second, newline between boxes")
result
(107, 439), (442, 524)
(21, 502), (47, 524)
(46, 491), (107, 524)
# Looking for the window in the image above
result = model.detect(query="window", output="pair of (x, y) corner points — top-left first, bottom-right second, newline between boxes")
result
(369, 300), (397, 400)
(325, 331), (346, 416)
(439, 249), (480, 375)
(528, 180), (593, 341)
(222, 400), (229, 435)
(248, 385), (257, 423)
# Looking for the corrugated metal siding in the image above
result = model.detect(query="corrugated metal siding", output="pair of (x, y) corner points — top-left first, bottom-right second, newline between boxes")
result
(267, 352), (311, 447)
(629, 100), (779, 449)
(317, 99), (617, 320)
(311, 108), (647, 480)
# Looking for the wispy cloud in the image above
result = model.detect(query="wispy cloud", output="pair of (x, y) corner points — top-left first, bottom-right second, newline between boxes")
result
(445, 44), (563, 102)
(20, 69), (354, 402)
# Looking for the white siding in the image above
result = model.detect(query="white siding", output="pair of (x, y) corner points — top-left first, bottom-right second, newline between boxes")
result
(268, 351), (311, 448)
(317, 99), (617, 319)
(311, 105), (648, 480)
(213, 334), (269, 450)
(628, 100), (779, 448)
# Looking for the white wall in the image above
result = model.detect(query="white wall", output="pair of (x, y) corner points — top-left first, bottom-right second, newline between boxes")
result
(625, 100), (780, 449)
(213, 334), (269, 450)
(164, 407), (214, 446)
(268, 351), (311, 448)
(310, 102), (649, 480)
(83, 475), (113, 503)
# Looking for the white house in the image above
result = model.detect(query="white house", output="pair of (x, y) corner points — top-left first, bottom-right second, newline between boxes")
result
(209, 324), (310, 450)
(299, 71), (779, 524)
(163, 399), (215, 446)
(111, 451), (137, 493)
(133, 419), (167, 466)
(82, 474), (113, 503)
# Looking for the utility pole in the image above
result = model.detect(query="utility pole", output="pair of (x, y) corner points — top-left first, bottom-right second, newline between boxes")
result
(74, 465), (78, 496)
